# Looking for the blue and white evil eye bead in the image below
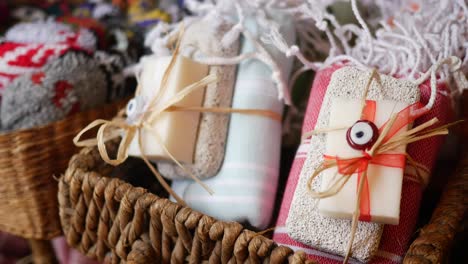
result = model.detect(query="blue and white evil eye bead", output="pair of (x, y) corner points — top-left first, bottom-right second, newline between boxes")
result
(126, 96), (146, 124)
(346, 120), (379, 150)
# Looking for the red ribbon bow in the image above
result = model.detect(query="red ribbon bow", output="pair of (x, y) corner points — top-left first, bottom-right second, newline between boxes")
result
(324, 100), (426, 221)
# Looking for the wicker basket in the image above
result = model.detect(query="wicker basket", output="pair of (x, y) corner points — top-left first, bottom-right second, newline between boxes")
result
(57, 90), (468, 264)
(0, 100), (126, 241)
(57, 136), (467, 263)
(403, 151), (468, 263)
(58, 140), (313, 264)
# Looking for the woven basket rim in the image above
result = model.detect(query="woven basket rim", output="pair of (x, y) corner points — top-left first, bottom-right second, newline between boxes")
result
(58, 105), (468, 263)
(58, 139), (318, 263)
(0, 99), (128, 239)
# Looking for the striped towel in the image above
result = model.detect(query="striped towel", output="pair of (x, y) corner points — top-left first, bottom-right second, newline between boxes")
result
(273, 65), (454, 263)
(170, 14), (295, 229)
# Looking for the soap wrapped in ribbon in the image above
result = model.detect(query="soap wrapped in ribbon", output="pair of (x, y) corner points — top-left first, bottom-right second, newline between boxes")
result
(316, 97), (419, 225)
(89, 16), (242, 180)
(73, 18), (282, 206)
(156, 18), (240, 179)
(269, 0), (466, 262)
(170, 10), (296, 229)
(126, 54), (209, 164)
(273, 63), (459, 263)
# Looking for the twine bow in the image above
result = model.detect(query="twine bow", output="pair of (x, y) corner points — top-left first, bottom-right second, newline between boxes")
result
(74, 28), (282, 206)
(304, 66), (462, 263)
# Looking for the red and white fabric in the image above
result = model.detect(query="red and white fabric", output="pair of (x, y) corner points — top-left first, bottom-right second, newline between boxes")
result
(0, 21), (97, 94)
(273, 65), (454, 263)
(0, 42), (86, 93)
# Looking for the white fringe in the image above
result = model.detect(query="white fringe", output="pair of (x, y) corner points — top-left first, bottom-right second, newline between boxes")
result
(142, 0), (327, 105)
(141, 0), (467, 109)
(262, 0), (468, 111)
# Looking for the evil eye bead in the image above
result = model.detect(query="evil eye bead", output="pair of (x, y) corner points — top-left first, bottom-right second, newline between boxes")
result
(126, 98), (138, 117)
(346, 120), (379, 150)
(126, 96), (146, 123)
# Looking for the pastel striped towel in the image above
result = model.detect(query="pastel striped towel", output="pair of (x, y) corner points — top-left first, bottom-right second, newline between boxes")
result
(170, 14), (295, 229)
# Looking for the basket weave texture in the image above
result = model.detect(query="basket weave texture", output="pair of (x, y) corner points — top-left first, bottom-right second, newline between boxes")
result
(404, 151), (468, 263)
(58, 141), (316, 264)
(58, 93), (468, 264)
(59, 138), (468, 264)
(403, 94), (468, 263)
(0, 101), (126, 240)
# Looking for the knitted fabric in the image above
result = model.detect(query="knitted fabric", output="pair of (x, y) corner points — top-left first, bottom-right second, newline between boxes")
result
(0, 20), (97, 93)
(5, 21), (97, 52)
(94, 49), (135, 102)
(57, 16), (108, 49)
(1, 51), (107, 131)
(0, 42), (85, 93)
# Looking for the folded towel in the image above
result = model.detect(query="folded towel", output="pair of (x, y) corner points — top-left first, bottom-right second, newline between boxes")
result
(158, 17), (240, 179)
(170, 13), (295, 229)
(273, 65), (454, 263)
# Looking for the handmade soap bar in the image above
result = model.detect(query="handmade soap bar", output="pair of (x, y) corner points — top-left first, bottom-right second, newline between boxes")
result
(127, 54), (209, 163)
(319, 98), (409, 225)
(157, 18), (240, 179)
(170, 13), (296, 229)
(284, 66), (420, 262)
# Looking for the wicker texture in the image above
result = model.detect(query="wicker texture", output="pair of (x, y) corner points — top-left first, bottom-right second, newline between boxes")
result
(59, 142), (316, 264)
(59, 142), (468, 264)
(403, 150), (468, 263)
(57, 93), (468, 263)
(404, 93), (468, 264)
(0, 100), (126, 240)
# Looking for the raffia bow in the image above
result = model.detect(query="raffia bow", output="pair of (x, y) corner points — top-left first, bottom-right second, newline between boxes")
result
(303, 65), (462, 263)
(73, 28), (282, 206)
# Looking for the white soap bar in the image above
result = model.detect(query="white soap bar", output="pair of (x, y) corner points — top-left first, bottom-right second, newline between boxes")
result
(319, 98), (409, 225)
(128, 55), (209, 163)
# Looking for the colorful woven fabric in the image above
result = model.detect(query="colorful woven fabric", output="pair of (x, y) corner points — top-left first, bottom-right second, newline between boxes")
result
(0, 19), (135, 99)
(0, 42), (88, 94)
(5, 20), (96, 51)
(58, 16), (108, 49)
(273, 65), (454, 263)
(1, 51), (107, 131)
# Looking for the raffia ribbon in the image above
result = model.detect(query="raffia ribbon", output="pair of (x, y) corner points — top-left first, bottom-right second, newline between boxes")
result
(303, 69), (462, 263)
(73, 28), (282, 206)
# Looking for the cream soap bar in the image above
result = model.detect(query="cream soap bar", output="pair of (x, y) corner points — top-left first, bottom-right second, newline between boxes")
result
(319, 98), (409, 225)
(128, 54), (209, 163)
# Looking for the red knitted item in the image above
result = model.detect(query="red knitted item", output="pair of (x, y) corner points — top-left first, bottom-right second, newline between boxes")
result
(273, 65), (454, 263)
(57, 16), (107, 49)
(0, 42), (81, 93)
